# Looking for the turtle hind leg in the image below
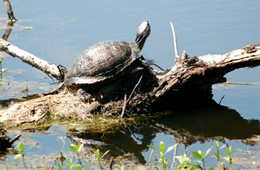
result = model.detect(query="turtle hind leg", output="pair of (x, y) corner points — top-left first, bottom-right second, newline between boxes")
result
(76, 88), (92, 102)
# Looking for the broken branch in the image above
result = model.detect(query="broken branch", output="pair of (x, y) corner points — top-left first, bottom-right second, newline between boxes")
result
(0, 38), (62, 80)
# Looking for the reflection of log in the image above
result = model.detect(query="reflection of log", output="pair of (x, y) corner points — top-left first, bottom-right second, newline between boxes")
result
(3, 0), (17, 21)
(0, 44), (260, 124)
(2, 20), (15, 41)
(67, 105), (260, 163)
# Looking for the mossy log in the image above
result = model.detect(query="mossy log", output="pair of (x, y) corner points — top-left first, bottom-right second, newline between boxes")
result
(0, 42), (260, 125)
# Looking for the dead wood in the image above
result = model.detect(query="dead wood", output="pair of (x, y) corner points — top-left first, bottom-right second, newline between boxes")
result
(0, 127), (21, 149)
(0, 38), (62, 80)
(0, 43), (260, 125)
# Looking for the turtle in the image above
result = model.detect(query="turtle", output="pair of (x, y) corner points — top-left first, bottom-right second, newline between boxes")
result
(64, 20), (151, 100)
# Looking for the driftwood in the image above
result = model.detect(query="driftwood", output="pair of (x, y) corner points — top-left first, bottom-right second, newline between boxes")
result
(0, 9), (260, 125)
(0, 36), (260, 125)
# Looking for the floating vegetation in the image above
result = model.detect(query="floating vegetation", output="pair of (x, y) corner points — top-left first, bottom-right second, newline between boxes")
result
(23, 26), (33, 30)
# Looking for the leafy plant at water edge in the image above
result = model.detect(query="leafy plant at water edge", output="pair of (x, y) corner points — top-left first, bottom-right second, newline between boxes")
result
(69, 142), (84, 169)
(148, 141), (177, 170)
(192, 147), (213, 170)
(224, 145), (233, 170)
(13, 141), (238, 170)
(14, 143), (27, 170)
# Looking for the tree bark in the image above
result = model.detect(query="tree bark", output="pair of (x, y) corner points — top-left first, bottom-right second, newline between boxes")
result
(0, 43), (259, 125)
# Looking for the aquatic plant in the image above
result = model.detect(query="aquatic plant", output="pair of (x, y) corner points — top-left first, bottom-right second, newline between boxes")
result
(12, 140), (241, 169)
(14, 143), (27, 170)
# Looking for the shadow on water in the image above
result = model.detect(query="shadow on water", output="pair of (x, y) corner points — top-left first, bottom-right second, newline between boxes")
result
(68, 104), (260, 164)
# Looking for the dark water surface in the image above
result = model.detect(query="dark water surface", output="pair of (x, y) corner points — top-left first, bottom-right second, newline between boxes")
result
(1, 0), (260, 168)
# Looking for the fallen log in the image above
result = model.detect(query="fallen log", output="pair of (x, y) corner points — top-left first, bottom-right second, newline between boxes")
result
(0, 41), (259, 125)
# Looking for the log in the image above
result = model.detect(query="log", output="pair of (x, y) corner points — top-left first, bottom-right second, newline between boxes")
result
(0, 43), (260, 125)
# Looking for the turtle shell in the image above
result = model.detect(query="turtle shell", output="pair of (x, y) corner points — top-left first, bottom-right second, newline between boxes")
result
(64, 41), (141, 86)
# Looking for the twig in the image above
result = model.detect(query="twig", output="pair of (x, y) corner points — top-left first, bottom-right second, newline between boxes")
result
(170, 143), (178, 169)
(3, 0), (17, 21)
(121, 74), (143, 118)
(219, 95), (225, 104)
(9, 134), (21, 145)
(109, 157), (114, 170)
(148, 149), (154, 163)
(182, 143), (187, 157)
(170, 21), (180, 61)
(120, 93), (127, 118)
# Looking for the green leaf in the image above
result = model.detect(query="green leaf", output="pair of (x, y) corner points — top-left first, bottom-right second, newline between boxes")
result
(147, 145), (157, 151)
(176, 156), (192, 165)
(215, 141), (219, 148)
(86, 164), (92, 170)
(214, 152), (220, 159)
(209, 167), (215, 170)
(94, 149), (100, 159)
(18, 143), (24, 152)
(205, 147), (213, 157)
(192, 151), (202, 159)
(187, 167), (196, 170)
(14, 154), (22, 159)
(67, 159), (73, 170)
(76, 142), (83, 152)
(69, 144), (77, 153)
(192, 164), (203, 169)
(177, 164), (188, 169)
(165, 144), (177, 154)
(75, 165), (83, 170)
(226, 146), (232, 155)
(58, 163), (63, 170)
(160, 141), (165, 153)
(161, 155), (166, 162)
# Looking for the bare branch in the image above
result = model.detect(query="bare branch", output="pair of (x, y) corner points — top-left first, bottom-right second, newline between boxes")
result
(0, 38), (62, 80)
(170, 21), (179, 61)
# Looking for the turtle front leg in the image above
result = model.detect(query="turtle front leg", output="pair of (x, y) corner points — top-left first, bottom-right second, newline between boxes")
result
(76, 88), (92, 102)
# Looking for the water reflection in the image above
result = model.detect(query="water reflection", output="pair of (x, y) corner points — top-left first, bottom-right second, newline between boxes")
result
(68, 105), (260, 163)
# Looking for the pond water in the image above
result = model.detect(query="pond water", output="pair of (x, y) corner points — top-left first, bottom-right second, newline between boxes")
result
(1, 0), (260, 168)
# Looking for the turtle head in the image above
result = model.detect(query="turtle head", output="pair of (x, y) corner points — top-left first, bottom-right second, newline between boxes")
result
(135, 20), (151, 51)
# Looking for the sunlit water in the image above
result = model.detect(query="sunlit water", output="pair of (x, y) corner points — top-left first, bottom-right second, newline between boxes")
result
(0, 0), (260, 168)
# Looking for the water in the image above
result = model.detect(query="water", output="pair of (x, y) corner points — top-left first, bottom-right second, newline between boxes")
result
(1, 0), (260, 168)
